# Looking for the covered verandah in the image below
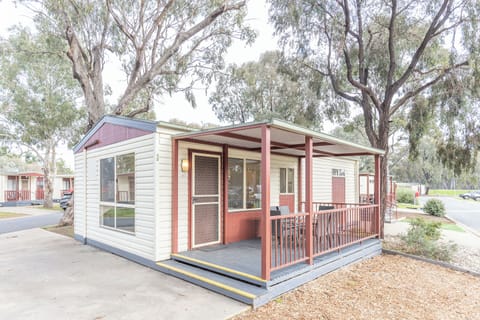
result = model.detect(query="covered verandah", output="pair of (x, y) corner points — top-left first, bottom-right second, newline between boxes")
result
(170, 119), (384, 282)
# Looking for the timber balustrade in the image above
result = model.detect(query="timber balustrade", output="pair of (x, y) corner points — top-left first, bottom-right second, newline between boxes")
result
(4, 190), (31, 201)
(269, 202), (379, 271)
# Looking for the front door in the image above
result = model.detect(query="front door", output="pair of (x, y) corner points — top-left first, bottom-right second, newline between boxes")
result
(191, 153), (221, 248)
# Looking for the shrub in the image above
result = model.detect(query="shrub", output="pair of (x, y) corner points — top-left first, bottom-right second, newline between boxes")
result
(400, 218), (456, 261)
(423, 198), (446, 217)
(396, 188), (415, 204)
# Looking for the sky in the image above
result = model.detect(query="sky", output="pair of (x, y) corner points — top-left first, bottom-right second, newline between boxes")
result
(0, 1), (279, 167)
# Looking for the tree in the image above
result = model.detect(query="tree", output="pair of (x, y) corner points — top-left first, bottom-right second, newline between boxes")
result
(269, 0), (480, 235)
(0, 27), (84, 208)
(29, 0), (254, 128)
(209, 51), (340, 128)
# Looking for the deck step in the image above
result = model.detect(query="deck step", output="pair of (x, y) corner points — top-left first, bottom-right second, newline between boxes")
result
(171, 253), (268, 287)
(156, 260), (268, 306)
(159, 239), (382, 308)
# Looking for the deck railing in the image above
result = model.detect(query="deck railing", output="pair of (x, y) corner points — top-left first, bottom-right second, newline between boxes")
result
(270, 203), (379, 271)
(312, 204), (378, 256)
(4, 190), (31, 201)
(271, 213), (308, 271)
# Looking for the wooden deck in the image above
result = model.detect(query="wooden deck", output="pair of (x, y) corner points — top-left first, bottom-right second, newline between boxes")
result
(156, 238), (382, 307)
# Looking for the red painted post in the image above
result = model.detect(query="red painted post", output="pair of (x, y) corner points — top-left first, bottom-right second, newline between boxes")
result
(261, 125), (271, 281)
(305, 136), (313, 264)
(297, 157), (302, 212)
(374, 155), (381, 237)
(171, 139), (179, 254)
(222, 145), (229, 244)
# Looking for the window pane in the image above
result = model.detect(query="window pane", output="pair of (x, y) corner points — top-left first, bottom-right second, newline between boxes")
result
(116, 153), (135, 204)
(246, 160), (261, 209)
(288, 168), (294, 193)
(280, 168), (286, 194)
(100, 158), (115, 202)
(228, 158), (244, 209)
(101, 205), (115, 228)
(116, 207), (135, 233)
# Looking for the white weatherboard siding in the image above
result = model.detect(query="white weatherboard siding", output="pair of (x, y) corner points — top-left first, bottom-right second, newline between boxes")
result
(154, 127), (190, 260)
(75, 133), (157, 261)
(74, 152), (85, 237)
(302, 157), (358, 203)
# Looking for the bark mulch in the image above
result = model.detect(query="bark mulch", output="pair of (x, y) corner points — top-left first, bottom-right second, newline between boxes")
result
(232, 254), (480, 320)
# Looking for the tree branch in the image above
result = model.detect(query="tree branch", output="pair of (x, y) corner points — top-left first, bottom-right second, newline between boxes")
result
(390, 61), (468, 116)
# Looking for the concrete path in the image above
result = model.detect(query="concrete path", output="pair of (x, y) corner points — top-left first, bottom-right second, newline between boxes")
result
(0, 229), (248, 320)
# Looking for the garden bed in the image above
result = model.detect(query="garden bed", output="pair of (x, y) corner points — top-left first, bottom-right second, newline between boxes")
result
(232, 254), (480, 320)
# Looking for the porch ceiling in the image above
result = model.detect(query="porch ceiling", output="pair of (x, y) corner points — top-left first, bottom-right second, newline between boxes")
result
(174, 119), (384, 158)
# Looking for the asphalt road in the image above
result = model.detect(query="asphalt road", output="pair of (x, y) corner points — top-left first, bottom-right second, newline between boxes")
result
(0, 212), (62, 234)
(422, 196), (480, 234)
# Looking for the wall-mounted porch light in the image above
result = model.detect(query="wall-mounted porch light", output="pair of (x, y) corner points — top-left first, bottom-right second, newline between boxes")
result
(181, 159), (189, 172)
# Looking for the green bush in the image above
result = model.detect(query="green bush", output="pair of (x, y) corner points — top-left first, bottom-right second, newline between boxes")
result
(396, 188), (415, 204)
(400, 218), (456, 261)
(423, 198), (446, 217)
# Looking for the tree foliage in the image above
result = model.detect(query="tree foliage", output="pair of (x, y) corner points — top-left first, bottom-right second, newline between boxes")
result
(0, 27), (84, 207)
(209, 51), (344, 128)
(269, 0), (480, 233)
(28, 0), (255, 128)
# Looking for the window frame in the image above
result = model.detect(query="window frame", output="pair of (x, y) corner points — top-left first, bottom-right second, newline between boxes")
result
(99, 153), (136, 234)
(280, 167), (295, 194)
(228, 157), (261, 212)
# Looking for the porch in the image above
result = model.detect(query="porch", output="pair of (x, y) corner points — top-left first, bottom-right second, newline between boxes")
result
(168, 119), (384, 305)
(157, 236), (381, 307)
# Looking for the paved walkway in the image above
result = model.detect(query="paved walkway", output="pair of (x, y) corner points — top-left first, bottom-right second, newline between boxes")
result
(0, 229), (248, 320)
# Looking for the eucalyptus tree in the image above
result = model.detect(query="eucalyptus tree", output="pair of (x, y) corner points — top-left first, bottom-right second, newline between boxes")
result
(209, 51), (341, 128)
(28, 0), (255, 128)
(0, 28), (84, 208)
(269, 0), (480, 233)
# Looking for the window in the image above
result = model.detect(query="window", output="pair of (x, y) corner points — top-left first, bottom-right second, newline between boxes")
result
(228, 158), (261, 210)
(100, 153), (135, 233)
(280, 168), (294, 194)
(332, 169), (345, 177)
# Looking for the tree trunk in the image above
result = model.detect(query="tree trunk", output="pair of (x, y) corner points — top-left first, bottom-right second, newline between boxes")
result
(59, 197), (74, 226)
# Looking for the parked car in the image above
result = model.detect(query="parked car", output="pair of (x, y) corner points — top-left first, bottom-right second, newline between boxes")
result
(459, 191), (480, 200)
(60, 191), (73, 210)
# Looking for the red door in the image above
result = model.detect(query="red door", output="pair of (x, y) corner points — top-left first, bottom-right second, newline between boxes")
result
(332, 176), (346, 203)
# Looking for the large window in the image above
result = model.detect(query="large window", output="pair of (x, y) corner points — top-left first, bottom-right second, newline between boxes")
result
(100, 153), (135, 233)
(228, 158), (261, 210)
(280, 168), (294, 194)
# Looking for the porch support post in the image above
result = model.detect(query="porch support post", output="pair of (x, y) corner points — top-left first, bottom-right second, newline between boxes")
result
(297, 157), (302, 213)
(171, 139), (179, 254)
(261, 125), (271, 281)
(222, 145), (229, 244)
(374, 155), (381, 237)
(305, 136), (313, 265)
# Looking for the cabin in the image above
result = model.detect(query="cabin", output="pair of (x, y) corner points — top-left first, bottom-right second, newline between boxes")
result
(73, 115), (384, 307)
(0, 172), (74, 206)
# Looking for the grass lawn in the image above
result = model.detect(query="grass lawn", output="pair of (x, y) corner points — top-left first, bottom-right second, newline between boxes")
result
(397, 202), (422, 209)
(43, 225), (74, 238)
(428, 189), (471, 197)
(0, 212), (27, 219)
(404, 217), (464, 232)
